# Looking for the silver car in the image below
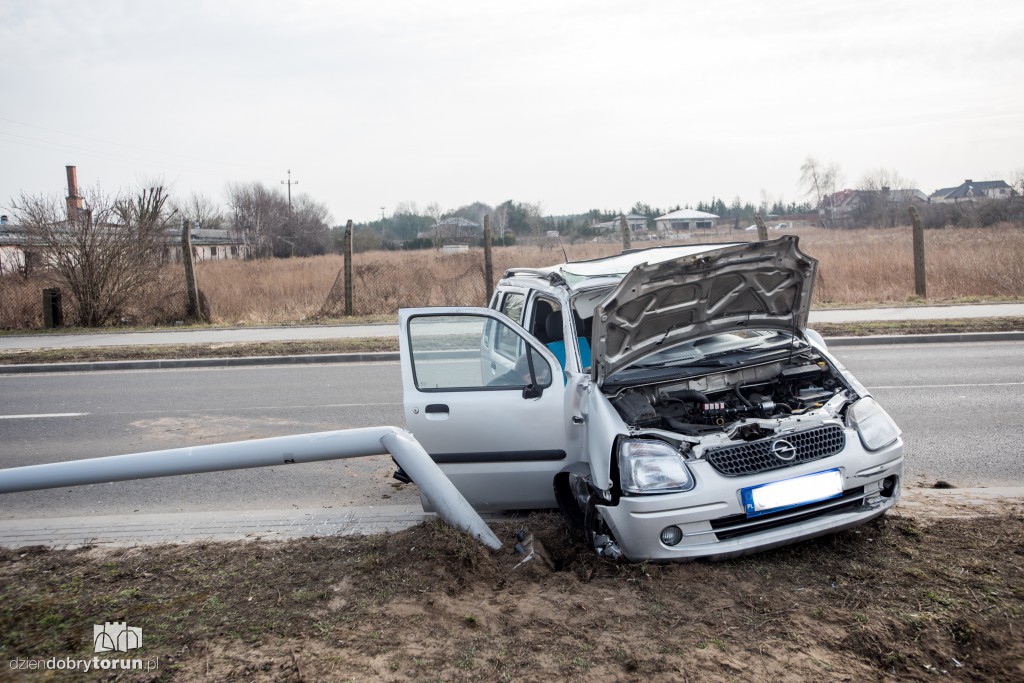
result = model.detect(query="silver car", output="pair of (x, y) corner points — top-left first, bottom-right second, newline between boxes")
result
(398, 237), (904, 561)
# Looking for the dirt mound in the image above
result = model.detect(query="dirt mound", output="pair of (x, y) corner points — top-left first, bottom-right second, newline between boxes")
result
(2, 507), (1023, 681)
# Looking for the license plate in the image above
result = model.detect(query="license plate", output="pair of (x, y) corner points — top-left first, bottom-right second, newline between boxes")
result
(741, 469), (843, 517)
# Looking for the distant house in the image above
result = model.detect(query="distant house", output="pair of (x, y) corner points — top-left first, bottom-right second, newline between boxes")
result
(820, 188), (927, 228)
(653, 209), (719, 235)
(1, 214), (249, 274)
(163, 226), (251, 263)
(417, 217), (482, 242)
(592, 214), (650, 235)
(929, 179), (1013, 203)
(0, 215), (33, 275)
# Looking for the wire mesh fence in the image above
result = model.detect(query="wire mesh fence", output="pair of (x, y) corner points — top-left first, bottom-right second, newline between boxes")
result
(320, 255), (488, 317)
(0, 271), (190, 330)
(0, 275), (74, 329)
(8, 224), (1023, 331)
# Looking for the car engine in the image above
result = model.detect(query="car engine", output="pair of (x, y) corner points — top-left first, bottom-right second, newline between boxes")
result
(609, 352), (852, 437)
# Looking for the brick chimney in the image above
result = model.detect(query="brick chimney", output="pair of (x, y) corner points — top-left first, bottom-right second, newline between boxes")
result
(65, 165), (84, 220)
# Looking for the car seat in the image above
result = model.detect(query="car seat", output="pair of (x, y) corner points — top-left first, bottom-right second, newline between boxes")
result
(544, 311), (592, 370)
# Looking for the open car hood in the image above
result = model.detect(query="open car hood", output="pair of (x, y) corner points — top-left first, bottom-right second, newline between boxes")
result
(592, 236), (817, 386)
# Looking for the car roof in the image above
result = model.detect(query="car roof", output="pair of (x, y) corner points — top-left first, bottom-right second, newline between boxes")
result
(532, 242), (742, 288)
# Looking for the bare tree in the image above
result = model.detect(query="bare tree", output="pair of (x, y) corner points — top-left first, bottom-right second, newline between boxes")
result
(424, 201), (444, 226)
(226, 182), (288, 258)
(9, 185), (174, 326)
(1011, 167), (1024, 196)
(856, 167), (918, 227)
(800, 156), (843, 227)
(274, 194), (332, 257)
(173, 192), (225, 230)
(491, 203), (509, 243)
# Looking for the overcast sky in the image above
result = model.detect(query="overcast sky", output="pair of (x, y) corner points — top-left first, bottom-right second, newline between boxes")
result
(2, 0), (1022, 224)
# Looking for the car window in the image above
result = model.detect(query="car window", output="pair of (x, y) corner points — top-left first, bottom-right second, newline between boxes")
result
(495, 293), (525, 359)
(407, 313), (552, 391)
(499, 292), (525, 323)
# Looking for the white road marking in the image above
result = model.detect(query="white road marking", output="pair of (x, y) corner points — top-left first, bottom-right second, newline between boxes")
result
(0, 413), (89, 420)
(871, 382), (1024, 390)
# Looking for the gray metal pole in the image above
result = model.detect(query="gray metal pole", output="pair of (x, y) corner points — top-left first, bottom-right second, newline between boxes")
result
(383, 431), (501, 550)
(0, 426), (501, 551)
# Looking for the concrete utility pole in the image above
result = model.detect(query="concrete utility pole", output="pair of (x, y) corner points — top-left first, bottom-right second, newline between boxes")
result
(281, 169), (298, 215)
(181, 219), (206, 322)
(754, 213), (769, 241)
(343, 220), (354, 316)
(620, 214), (632, 251)
(483, 215), (494, 303)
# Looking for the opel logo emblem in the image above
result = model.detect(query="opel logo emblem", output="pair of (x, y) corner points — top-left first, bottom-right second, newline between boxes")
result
(771, 439), (797, 461)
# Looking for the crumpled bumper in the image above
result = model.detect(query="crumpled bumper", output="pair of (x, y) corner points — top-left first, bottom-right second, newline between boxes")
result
(598, 437), (904, 562)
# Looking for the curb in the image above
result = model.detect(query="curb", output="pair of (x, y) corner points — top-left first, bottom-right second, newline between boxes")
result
(2, 332), (1022, 374)
(823, 331), (1024, 347)
(0, 352), (400, 374)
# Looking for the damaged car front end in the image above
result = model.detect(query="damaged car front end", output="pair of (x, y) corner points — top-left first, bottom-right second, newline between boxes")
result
(398, 236), (903, 562)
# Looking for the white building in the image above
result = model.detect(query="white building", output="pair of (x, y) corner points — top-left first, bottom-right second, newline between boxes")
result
(592, 214), (650, 235)
(654, 209), (719, 234)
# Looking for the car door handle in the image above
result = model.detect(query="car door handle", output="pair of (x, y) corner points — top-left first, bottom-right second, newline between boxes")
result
(425, 404), (449, 414)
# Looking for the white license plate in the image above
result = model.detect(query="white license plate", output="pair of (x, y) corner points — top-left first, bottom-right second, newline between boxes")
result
(741, 469), (843, 517)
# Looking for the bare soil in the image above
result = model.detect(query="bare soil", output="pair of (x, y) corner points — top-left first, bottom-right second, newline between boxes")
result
(2, 496), (1022, 682)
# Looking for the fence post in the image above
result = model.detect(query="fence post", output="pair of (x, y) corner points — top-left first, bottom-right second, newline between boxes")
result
(483, 214), (494, 304)
(619, 214), (631, 251)
(754, 213), (769, 241)
(181, 219), (204, 322)
(909, 206), (927, 298)
(343, 219), (354, 316)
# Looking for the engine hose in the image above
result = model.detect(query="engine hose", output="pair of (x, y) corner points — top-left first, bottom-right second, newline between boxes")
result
(665, 417), (722, 434)
(668, 389), (710, 403)
(734, 383), (753, 407)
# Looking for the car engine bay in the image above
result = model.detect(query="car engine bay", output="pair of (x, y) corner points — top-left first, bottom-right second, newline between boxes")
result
(609, 350), (854, 441)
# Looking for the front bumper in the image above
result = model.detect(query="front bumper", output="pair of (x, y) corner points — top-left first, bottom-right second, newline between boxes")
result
(598, 436), (904, 562)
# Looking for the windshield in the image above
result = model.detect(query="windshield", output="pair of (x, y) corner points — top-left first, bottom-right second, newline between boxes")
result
(604, 329), (804, 386)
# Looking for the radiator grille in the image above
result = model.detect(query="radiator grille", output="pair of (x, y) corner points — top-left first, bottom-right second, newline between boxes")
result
(704, 424), (846, 476)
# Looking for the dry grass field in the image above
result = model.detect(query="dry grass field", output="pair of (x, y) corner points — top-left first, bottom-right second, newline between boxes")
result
(194, 224), (1024, 324)
(2, 224), (1022, 328)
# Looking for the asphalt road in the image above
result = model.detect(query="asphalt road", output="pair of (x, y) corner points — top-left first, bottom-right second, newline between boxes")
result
(1, 341), (1022, 520)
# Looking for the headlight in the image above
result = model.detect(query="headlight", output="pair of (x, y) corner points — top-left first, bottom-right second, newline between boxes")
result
(847, 397), (902, 451)
(618, 439), (695, 495)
